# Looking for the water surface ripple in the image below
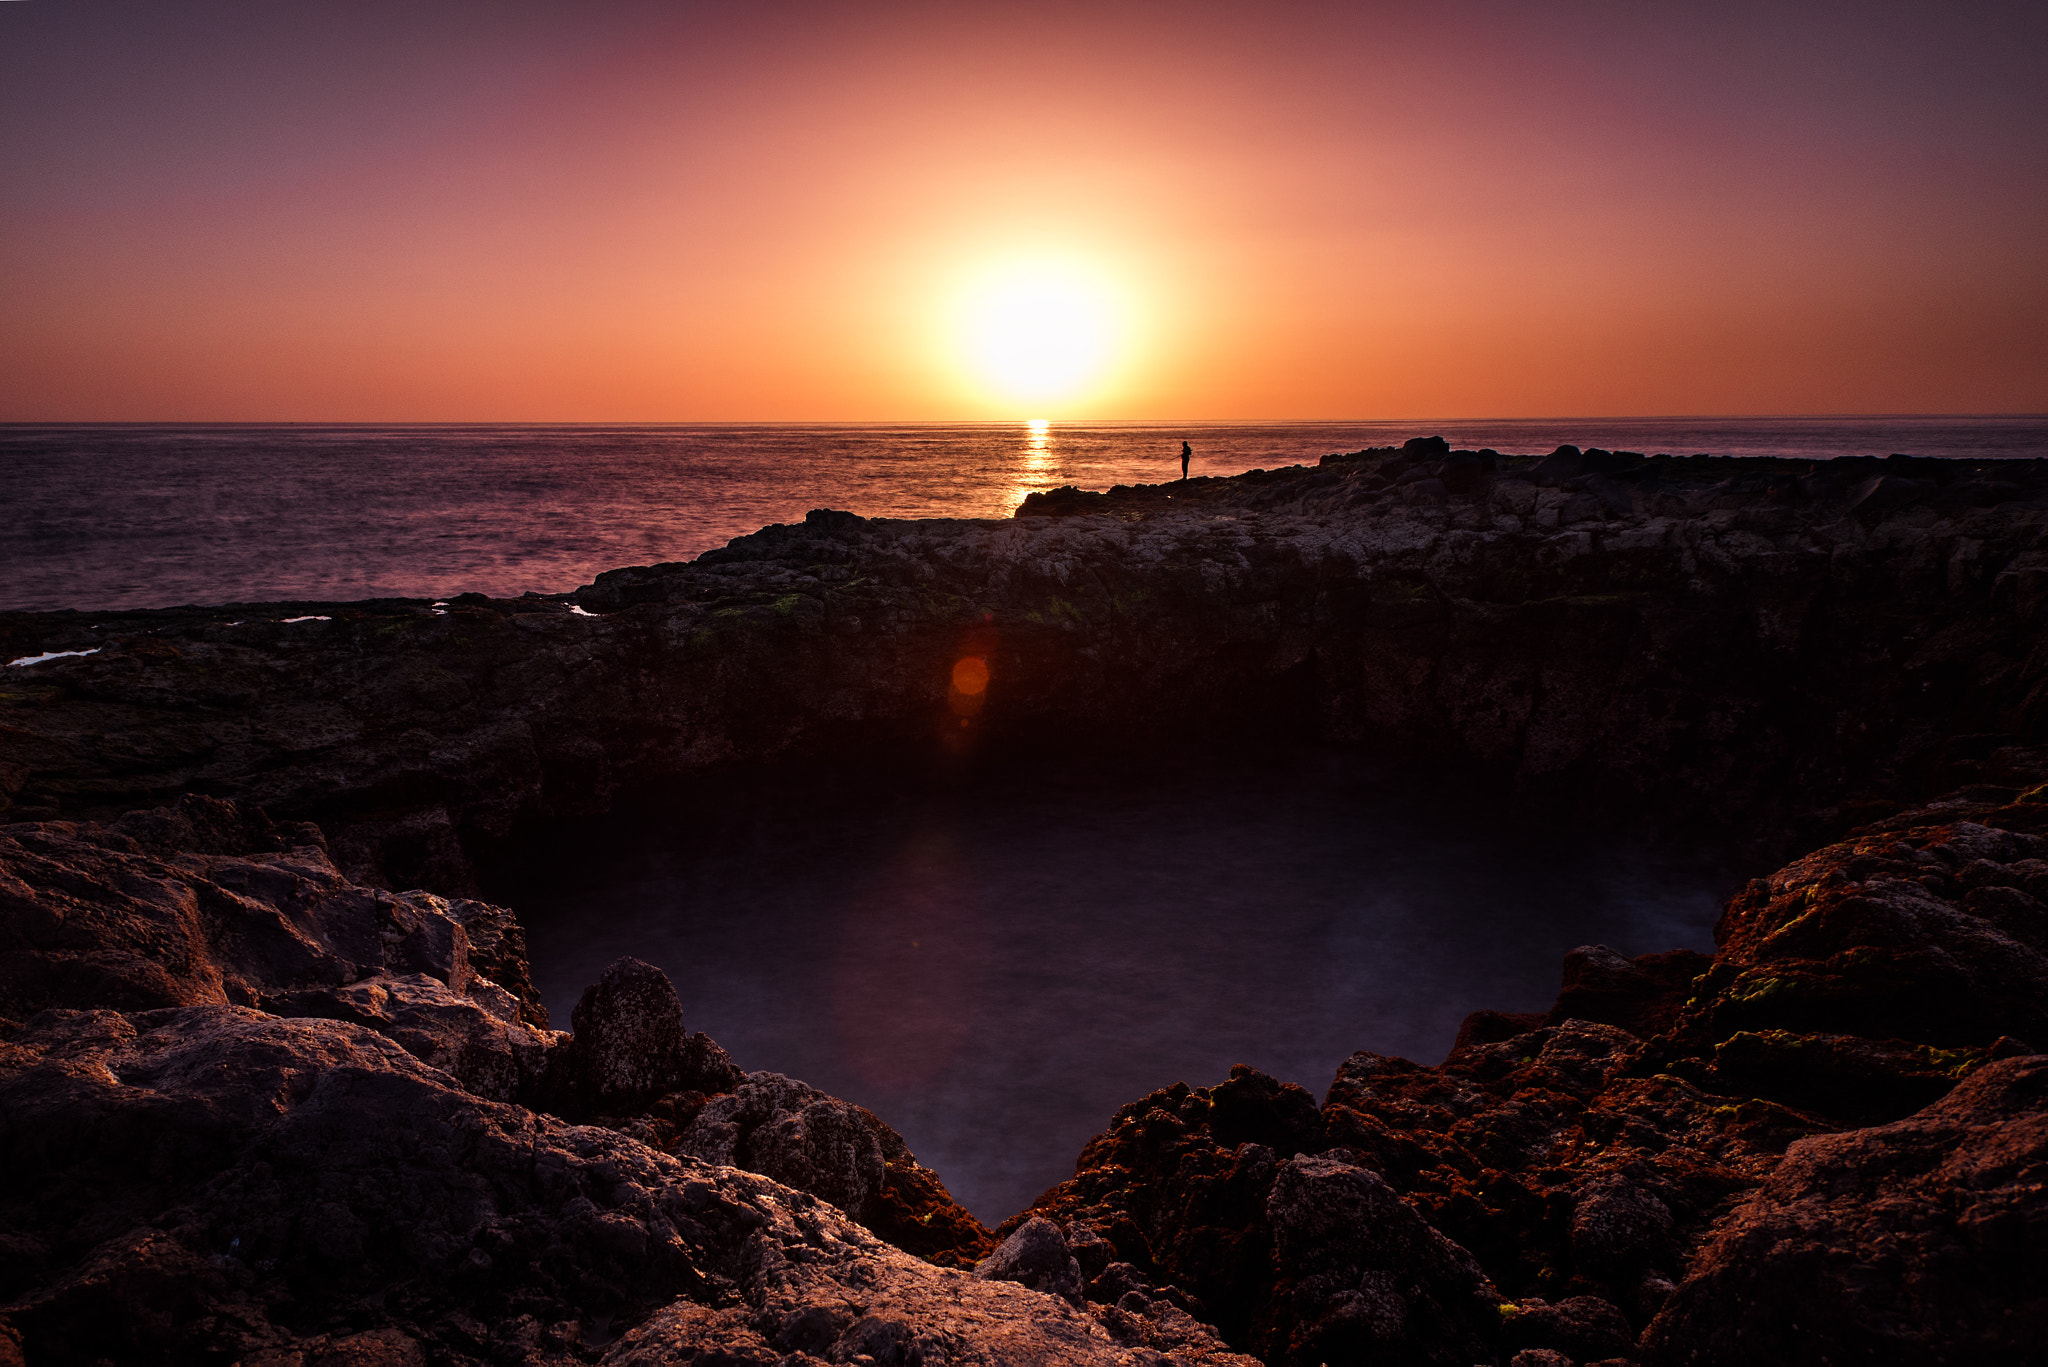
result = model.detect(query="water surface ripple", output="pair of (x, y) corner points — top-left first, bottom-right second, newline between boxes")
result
(5, 417), (2043, 610)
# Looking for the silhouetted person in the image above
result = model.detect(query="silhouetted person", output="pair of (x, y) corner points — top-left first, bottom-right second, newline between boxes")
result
(1180, 441), (1191, 481)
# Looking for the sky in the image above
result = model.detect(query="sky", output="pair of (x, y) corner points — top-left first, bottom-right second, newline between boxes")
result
(1, 0), (2043, 421)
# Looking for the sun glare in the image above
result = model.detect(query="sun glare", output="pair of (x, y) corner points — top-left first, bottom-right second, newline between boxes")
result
(958, 262), (1123, 409)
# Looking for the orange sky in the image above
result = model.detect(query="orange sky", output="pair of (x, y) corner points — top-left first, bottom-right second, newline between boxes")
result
(2, 1), (2043, 421)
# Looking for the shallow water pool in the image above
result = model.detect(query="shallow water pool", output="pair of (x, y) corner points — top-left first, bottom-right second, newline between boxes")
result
(508, 745), (1735, 1224)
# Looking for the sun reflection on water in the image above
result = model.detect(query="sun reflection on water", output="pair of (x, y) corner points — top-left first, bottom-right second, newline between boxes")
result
(1007, 419), (1062, 512)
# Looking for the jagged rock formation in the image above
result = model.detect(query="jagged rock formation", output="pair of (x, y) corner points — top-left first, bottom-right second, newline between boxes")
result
(4, 799), (1138, 1365)
(0, 1001), (1249, 1367)
(14, 776), (2037, 1363)
(1639, 1053), (2048, 1365)
(6, 444), (2048, 891)
(1004, 776), (2048, 1365)
(0, 794), (548, 1030)
(975, 1218), (1086, 1306)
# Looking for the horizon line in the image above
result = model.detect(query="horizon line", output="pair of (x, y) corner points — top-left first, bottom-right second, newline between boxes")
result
(4, 412), (2046, 428)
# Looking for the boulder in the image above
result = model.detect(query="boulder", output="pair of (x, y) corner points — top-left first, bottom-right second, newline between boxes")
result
(1206, 1063), (1324, 1155)
(1530, 444), (1586, 484)
(669, 1069), (990, 1266)
(976, 1217), (1085, 1306)
(1259, 1154), (1500, 1366)
(564, 956), (742, 1113)
(1546, 945), (1711, 1041)
(1569, 1174), (1676, 1283)
(678, 1071), (890, 1216)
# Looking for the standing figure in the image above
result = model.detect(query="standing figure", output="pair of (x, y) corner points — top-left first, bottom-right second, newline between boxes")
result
(1180, 441), (1192, 481)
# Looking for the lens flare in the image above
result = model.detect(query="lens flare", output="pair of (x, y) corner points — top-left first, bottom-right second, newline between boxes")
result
(949, 653), (990, 720)
(951, 656), (990, 695)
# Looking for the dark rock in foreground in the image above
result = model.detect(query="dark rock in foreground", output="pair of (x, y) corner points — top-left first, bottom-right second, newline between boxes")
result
(1005, 775), (2048, 1365)
(8, 773), (2046, 1363)
(563, 956), (745, 1110)
(9, 800), (1168, 1364)
(7, 446), (2048, 1363)
(0, 1002), (1245, 1366)
(1641, 1053), (2048, 1365)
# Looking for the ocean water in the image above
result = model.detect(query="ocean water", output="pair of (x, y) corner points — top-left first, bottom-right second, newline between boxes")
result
(3, 416), (2044, 612)
(508, 746), (1736, 1225)
(2, 416), (2015, 1223)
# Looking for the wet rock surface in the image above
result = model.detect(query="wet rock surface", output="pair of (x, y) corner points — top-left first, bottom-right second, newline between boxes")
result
(7, 447), (2048, 1362)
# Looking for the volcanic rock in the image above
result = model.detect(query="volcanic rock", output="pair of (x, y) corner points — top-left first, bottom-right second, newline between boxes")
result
(0, 800), (547, 1029)
(270, 971), (549, 1103)
(1259, 1153), (1499, 1365)
(670, 1068), (994, 1270)
(0, 802), (999, 1320)
(13, 762), (2040, 1362)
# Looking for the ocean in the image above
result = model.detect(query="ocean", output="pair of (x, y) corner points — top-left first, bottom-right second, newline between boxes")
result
(4, 415), (2027, 1220)
(507, 746), (1736, 1224)
(4, 416), (2045, 612)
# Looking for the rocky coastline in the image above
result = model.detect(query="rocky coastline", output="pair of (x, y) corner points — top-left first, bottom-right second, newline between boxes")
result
(5, 439), (2048, 1364)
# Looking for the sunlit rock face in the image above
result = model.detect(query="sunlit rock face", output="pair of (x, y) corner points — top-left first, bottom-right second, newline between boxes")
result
(0, 1001), (1247, 1367)
(0, 799), (1116, 1364)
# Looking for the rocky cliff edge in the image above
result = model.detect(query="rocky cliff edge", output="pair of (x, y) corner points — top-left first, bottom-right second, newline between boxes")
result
(5, 770), (2046, 1364)
(5, 442), (2048, 1364)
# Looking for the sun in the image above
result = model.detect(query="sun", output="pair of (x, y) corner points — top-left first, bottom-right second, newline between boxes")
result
(957, 260), (1123, 409)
